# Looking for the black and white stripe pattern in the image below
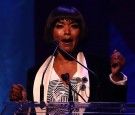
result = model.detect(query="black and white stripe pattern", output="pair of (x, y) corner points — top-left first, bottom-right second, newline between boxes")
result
(47, 78), (78, 102)
(47, 78), (79, 114)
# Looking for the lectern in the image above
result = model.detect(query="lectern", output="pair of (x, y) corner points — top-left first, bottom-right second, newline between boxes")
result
(1, 101), (135, 114)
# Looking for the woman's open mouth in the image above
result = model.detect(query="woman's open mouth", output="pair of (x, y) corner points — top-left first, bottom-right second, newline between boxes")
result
(61, 39), (73, 44)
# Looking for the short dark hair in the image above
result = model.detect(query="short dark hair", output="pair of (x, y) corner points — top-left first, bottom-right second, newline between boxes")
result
(44, 6), (86, 44)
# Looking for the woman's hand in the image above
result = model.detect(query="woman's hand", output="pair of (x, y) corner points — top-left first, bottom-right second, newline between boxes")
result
(110, 50), (126, 81)
(9, 84), (27, 102)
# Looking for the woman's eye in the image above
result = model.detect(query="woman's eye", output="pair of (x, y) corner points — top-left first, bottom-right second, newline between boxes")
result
(71, 24), (79, 29)
(55, 25), (63, 29)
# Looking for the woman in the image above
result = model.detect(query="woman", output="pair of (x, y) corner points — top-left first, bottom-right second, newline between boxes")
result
(10, 6), (127, 114)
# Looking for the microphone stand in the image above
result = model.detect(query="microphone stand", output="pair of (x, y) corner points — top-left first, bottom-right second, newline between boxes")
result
(40, 42), (59, 104)
(67, 81), (73, 102)
(67, 80), (74, 115)
(61, 73), (74, 115)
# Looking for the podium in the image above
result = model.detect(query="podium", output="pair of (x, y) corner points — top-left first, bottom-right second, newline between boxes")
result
(1, 101), (135, 114)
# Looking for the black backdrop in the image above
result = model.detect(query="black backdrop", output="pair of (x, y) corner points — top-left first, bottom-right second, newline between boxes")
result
(34, 0), (110, 64)
(34, 0), (135, 102)
(1, 0), (135, 111)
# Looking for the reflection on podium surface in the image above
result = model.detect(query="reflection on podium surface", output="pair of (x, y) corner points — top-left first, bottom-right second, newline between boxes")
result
(1, 101), (135, 115)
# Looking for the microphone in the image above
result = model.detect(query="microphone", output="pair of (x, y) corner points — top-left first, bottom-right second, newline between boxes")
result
(112, 63), (118, 68)
(50, 40), (59, 46)
(61, 73), (69, 83)
(61, 73), (87, 102)
(40, 40), (59, 102)
(61, 73), (73, 102)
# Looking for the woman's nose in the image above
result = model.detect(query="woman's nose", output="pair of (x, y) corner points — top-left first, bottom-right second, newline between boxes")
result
(64, 26), (71, 35)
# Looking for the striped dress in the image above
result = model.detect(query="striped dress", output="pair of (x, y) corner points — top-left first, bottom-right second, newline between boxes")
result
(47, 68), (79, 114)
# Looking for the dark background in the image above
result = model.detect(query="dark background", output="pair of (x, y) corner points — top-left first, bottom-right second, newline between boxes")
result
(35, 0), (110, 63)
(0, 0), (135, 111)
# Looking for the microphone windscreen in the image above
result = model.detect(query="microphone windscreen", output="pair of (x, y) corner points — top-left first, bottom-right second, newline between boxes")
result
(61, 73), (69, 81)
(112, 63), (117, 68)
(51, 40), (59, 46)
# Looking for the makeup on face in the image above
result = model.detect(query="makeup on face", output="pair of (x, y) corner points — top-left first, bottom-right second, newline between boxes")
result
(53, 19), (80, 53)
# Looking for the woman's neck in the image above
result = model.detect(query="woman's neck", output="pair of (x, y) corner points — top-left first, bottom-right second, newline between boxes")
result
(55, 51), (77, 62)
(53, 51), (77, 81)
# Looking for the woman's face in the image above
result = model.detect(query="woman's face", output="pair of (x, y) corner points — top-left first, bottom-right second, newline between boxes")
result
(53, 19), (80, 53)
